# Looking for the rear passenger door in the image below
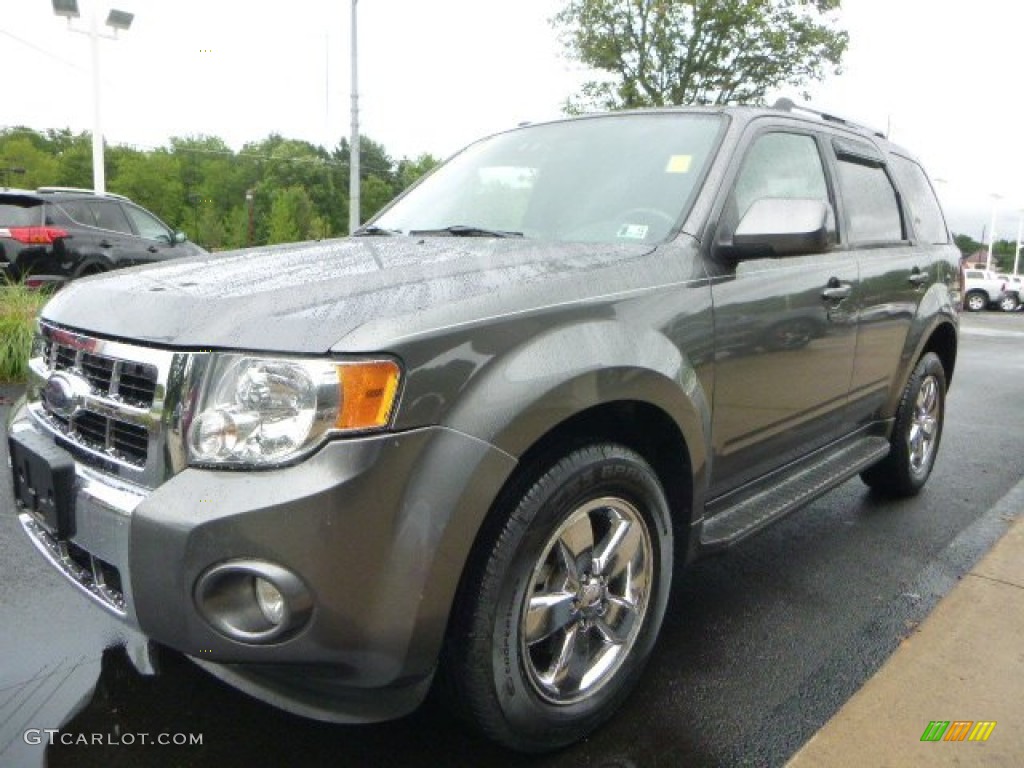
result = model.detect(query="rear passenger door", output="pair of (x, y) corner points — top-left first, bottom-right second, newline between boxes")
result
(82, 199), (137, 270)
(829, 139), (940, 430)
(707, 127), (858, 496)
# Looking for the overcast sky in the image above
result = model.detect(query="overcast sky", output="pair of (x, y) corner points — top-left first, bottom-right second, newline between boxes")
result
(2, 0), (1022, 242)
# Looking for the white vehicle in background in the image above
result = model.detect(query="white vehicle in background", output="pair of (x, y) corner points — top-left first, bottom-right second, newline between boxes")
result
(962, 268), (1014, 311)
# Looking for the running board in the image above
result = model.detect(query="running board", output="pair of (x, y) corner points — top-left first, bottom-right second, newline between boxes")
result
(700, 436), (891, 551)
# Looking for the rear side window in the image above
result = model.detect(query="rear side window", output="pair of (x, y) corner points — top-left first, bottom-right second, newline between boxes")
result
(836, 158), (904, 244)
(87, 201), (132, 234)
(59, 200), (98, 227)
(888, 155), (949, 244)
(0, 201), (43, 227)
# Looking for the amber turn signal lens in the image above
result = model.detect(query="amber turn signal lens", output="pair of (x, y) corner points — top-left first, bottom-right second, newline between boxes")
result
(335, 360), (401, 430)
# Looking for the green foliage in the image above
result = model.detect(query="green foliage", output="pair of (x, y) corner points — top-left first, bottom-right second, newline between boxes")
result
(0, 126), (436, 249)
(361, 175), (395, 221)
(0, 134), (59, 189)
(553, 0), (849, 112)
(397, 153), (441, 190)
(0, 282), (48, 383)
(953, 233), (981, 259)
(268, 186), (316, 244)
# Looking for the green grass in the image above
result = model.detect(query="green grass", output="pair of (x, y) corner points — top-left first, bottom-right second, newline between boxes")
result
(0, 282), (49, 383)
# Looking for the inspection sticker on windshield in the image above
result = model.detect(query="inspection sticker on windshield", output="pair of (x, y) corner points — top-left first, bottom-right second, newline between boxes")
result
(617, 224), (649, 240)
(665, 154), (693, 173)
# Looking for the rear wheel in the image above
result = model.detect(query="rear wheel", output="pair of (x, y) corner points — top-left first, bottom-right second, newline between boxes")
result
(861, 352), (946, 497)
(440, 443), (673, 752)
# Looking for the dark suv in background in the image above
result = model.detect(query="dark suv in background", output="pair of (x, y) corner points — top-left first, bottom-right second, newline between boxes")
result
(0, 187), (205, 286)
(7, 102), (959, 751)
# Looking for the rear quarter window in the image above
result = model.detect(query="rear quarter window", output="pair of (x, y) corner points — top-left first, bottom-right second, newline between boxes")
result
(0, 201), (43, 227)
(889, 155), (949, 245)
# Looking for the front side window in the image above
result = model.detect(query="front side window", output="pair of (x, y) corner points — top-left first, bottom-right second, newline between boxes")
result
(124, 204), (172, 242)
(732, 132), (830, 219)
(836, 158), (904, 245)
(373, 114), (725, 245)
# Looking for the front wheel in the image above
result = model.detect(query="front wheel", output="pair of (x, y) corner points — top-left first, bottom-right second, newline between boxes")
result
(964, 291), (988, 312)
(999, 294), (1019, 312)
(440, 443), (673, 752)
(861, 352), (946, 497)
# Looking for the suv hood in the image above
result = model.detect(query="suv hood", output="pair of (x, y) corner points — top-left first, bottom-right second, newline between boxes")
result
(41, 237), (657, 353)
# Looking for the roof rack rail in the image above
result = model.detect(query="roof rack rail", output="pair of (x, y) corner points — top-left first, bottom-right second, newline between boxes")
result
(36, 186), (130, 201)
(772, 98), (886, 139)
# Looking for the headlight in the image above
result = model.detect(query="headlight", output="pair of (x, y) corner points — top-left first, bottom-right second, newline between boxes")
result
(188, 354), (400, 467)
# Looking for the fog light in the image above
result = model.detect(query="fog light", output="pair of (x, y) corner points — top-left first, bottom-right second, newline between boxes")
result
(194, 560), (313, 644)
(254, 577), (285, 626)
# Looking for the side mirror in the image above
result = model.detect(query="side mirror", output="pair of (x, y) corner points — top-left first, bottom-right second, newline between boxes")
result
(731, 198), (832, 259)
(174, 231), (187, 244)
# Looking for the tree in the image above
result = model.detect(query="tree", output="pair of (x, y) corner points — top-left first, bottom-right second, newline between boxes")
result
(396, 153), (441, 192)
(552, 0), (849, 112)
(0, 134), (59, 189)
(953, 233), (981, 260)
(360, 175), (394, 221)
(268, 186), (315, 244)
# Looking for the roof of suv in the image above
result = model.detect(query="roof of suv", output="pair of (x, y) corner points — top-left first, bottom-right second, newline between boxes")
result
(0, 187), (131, 203)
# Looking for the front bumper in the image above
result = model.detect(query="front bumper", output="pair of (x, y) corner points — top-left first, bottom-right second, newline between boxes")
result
(7, 400), (517, 722)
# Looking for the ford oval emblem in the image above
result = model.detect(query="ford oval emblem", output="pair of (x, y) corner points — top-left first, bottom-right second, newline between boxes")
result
(42, 373), (85, 419)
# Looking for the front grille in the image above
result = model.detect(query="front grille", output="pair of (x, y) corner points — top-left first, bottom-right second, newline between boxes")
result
(43, 337), (158, 408)
(31, 324), (180, 485)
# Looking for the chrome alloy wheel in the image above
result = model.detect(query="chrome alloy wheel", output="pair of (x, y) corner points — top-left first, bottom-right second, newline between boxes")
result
(519, 496), (653, 705)
(908, 374), (940, 473)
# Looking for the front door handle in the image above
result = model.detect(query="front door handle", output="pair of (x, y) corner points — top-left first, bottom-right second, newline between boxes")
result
(147, 245), (159, 253)
(98, 240), (112, 248)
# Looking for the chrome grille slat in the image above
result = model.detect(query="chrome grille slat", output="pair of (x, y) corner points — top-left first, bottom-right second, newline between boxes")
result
(28, 323), (187, 488)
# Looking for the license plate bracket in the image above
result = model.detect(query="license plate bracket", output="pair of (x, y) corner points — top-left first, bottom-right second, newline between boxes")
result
(8, 430), (76, 538)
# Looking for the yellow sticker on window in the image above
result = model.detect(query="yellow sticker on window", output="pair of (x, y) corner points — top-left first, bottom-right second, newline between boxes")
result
(665, 154), (693, 173)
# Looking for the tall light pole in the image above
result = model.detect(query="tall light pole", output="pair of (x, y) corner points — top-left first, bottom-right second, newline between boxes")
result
(1014, 211), (1023, 276)
(348, 0), (360, 234)
(986, 193), (1002, 271)
(51, 0), (134, 195)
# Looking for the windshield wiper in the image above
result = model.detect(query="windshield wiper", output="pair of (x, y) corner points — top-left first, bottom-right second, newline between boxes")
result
(408, 224), (524, 238)
(352, 225), (402, 236)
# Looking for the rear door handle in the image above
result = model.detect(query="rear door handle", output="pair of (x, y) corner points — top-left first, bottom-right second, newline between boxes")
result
(822, 280), (852, 301)
(99, 240), (112, 248)
(147, 245), (159, 253)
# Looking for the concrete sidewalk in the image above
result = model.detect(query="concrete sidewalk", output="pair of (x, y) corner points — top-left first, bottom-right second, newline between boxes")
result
(787, 516), (1024, 767)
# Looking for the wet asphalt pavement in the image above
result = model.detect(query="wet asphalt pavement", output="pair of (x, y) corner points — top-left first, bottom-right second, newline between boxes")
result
(2, 311), (1023, 768)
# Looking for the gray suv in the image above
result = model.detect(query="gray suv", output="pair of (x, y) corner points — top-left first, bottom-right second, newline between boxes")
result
(6, 101), (959, 751)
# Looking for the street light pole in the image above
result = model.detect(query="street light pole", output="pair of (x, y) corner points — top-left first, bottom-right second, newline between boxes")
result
(348, 0), (360, 235)
(52, 1), (133, 195)
(986, 194), (1002, 271)
(1014, 212), (1023, 276)
(89, 6), (105, 194)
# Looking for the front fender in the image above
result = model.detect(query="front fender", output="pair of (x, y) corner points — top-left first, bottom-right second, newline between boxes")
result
(441, 319), (710, 501)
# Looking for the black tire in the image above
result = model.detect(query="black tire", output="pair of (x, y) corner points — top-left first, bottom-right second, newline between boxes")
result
(964, 291), (987, 312)
(440, 443), (673, 752)
(999, 294), (1019, 312)
(861, 352), (946, 497)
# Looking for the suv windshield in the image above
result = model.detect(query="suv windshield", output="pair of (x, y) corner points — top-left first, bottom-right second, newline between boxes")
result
(374, 113), (724, 245)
